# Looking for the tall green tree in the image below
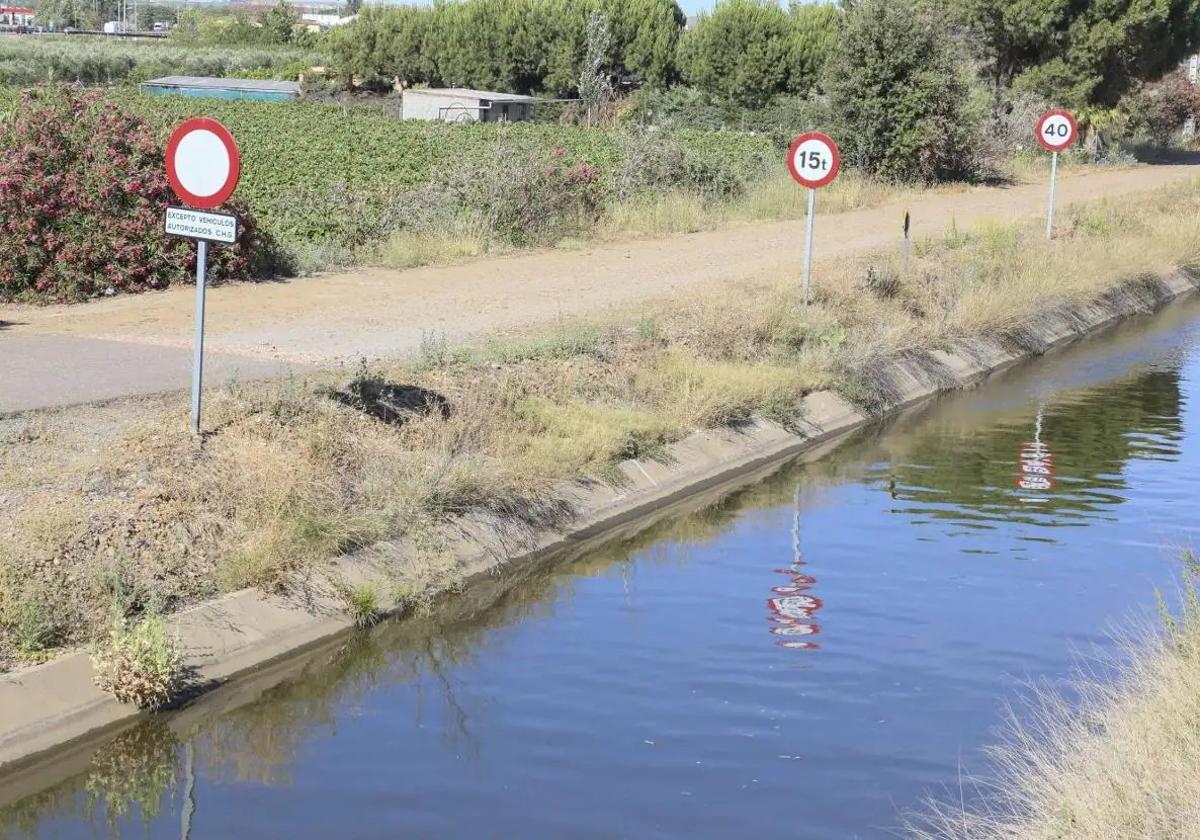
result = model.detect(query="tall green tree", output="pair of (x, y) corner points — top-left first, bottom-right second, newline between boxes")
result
(947, 0), (1200, 108)
(823, 0), (977, 183)
(331, 0), (683, 96)
(677, 0), (793, 106)
(787, 1), (840, 93)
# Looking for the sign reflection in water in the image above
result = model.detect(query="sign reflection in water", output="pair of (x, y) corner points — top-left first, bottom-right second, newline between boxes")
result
(767, 484), (823, 649)
(1017, 406), (1055, 503)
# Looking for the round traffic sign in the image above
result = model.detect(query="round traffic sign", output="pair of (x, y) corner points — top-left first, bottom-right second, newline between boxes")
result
(787, 132), (840, 189)
(165, 118), (241, 209)
(1035, 109), (1078, 153)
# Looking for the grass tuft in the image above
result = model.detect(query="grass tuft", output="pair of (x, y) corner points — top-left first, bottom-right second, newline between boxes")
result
(345, 583), (382, 629)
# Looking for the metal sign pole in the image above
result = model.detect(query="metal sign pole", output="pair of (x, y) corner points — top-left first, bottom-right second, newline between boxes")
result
(190, 240), (208, 436)
(1046, 151), (1059, 240)
(802, 187), (816, 306)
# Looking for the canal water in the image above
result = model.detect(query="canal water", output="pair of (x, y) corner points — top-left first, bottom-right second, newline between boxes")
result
(4, 299), (1200, 839)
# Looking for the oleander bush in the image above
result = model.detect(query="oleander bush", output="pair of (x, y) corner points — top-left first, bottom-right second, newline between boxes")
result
(0, 86), (256, 303)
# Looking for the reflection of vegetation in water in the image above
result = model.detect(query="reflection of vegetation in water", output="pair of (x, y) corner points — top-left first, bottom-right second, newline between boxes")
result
(871, 369), (1183, 532)
(85, 724), (180, 831)
(0, 723), (182, 840)
(199, 632), (392, 787)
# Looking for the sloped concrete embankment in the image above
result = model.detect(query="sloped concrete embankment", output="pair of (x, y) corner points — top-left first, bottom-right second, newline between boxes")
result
(1, 268), (1196, 776)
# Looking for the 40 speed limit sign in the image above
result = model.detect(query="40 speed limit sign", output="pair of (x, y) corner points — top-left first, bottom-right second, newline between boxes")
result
(787, 132), (840, 305)
(1036, 109), (1078, 153)
(1036, 109), (1078, 240)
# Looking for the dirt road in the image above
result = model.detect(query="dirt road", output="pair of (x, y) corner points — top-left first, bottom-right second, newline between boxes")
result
(3, 162), (1197, 413)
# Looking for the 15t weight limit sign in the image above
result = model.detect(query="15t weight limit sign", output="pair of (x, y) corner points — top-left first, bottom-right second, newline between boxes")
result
(787, 132), (841, 305)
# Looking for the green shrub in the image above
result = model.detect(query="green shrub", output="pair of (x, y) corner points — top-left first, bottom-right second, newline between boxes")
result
(823, 0), (980, 183)
(91, 613), (184, 710)
(1124, 70), (1200, 146)
(625, 87), (833, 151)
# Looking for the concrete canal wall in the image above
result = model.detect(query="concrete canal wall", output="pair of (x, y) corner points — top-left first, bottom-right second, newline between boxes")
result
(2, 268), (1197, 776)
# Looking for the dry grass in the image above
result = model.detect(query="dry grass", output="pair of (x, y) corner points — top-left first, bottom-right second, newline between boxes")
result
(909, 556), (1200, 840)
(598, 171), (936, 241)
(1, 180), (1198, 670)
(374, 171), (944, 268)
(379, 225), (489, 270)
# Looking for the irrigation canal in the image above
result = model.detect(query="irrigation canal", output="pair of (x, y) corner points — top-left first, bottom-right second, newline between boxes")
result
(4, 297), (1200, 838)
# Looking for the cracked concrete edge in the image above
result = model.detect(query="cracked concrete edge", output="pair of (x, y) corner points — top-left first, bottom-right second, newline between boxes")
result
(1, 268), (1196, 775)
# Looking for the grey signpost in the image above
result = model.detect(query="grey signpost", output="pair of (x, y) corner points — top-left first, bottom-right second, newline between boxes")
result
(192, 239), (207, 435)
(162, 118), (242, 435)
(786, 132), (841, 306)
(1036, 110), (1077, 241)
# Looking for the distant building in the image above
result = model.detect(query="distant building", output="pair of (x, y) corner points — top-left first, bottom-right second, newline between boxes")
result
(0, 5), (34, 26)
(141, 76), (301, 103)
(301, 12), (354, 30)
(401, 88), (537, 123)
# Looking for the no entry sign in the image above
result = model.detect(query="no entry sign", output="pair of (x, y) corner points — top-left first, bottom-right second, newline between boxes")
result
(787, 132), (840, 189)
(163, 117), (242, 436)
(166, 118), (241, 209)
(1036, 109), (1078, 153)
(787, 131), (840, 306)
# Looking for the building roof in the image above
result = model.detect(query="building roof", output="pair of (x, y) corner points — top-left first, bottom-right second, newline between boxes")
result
(0, 6), (35, 13)
(405, 87), (537, 103)
(142, 76), (300, 95)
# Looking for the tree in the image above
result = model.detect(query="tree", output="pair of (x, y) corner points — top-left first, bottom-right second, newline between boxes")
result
(578, 10), (613, 123)
(34, 0), (108, 29)
(600, 0), (685, 87)
(677, 0), (793, 106)
(823, 0), (978, 183)
(329, 0), (685, 97)
(787, 1), (840, 93)
(258, 1), (301, 46)
(947, 0), (1200, 109)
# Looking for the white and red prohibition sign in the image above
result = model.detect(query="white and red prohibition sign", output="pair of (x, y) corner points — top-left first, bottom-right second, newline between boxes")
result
(165, 118), (241, 209)
(163, 117), (242, 437)
(787, 131), (841, 189)
(1035, 109), (1078, 153)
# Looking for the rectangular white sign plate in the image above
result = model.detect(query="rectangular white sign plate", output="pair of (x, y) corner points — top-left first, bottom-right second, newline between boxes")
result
(165, 207), (238, 244)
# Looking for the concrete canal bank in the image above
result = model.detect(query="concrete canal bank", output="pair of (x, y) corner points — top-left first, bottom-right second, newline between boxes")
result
(2, 267), (1197, 777)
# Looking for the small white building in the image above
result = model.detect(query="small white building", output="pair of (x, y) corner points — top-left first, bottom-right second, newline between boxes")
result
(401, 88), (537, 123)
